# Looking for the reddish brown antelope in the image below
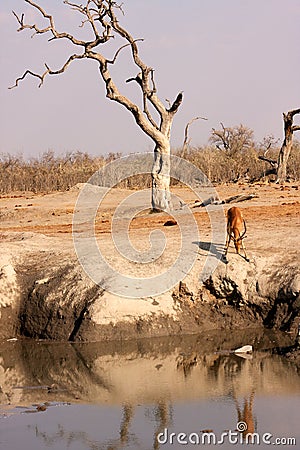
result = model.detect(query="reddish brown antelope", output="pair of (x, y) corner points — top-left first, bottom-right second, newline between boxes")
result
(223, 206), (249, 263)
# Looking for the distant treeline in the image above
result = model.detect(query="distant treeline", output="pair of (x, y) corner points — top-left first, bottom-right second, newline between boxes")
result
(0, 139), (299, 194)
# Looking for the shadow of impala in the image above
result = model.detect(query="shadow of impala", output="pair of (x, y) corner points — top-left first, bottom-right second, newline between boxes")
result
(193, 240), (224, 260)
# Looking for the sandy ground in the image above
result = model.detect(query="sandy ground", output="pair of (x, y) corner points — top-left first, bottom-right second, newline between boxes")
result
(0, 182), (298, 258)
(0, 180), (299, 309)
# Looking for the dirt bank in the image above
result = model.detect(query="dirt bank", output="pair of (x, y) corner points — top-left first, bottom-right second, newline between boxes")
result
(0, 182), (299, 361)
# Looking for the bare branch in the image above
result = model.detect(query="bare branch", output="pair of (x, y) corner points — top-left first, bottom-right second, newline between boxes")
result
(150, 70), (157, 93)
(105, 7), (168, 118)
(211, 125), (230, 151)
(9, 53), (85, 89)
(283, 109), (300, 132)
(9, 68), (49, 89)
(126, 73), (158, 128)
(12, 9), (52, 36)
(125, 70), (160, 128)
(258, 155), (278, 168)
(165, 99), (171, 109)
(63, 1), (86, 13)
(45, 53), (86, 75)
(108, 39), (144, 65)
(12, 10), (24, 28)
(79, 19), (89, 28)
(288, 108), (300, 118)
(84, 2), (101, 40)
(181, 116), (208, 157)
(142, 93), (158, 129)
(126, 73), (142, 86)
(14, 1), (86, 46)
(184, 116), (207, 144)
(168, 92), (183, 114)
(259, 134), (280, 156)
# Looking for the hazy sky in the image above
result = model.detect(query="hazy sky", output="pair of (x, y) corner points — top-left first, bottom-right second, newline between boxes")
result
(1, 0), (300, 158)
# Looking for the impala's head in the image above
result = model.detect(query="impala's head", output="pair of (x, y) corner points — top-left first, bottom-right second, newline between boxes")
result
(233, 233), (242, 255)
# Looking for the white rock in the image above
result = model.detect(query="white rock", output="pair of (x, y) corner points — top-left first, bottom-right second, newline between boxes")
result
(234, 345), (253, 354)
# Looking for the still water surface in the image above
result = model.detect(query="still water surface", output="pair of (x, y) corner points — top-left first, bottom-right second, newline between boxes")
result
(0, 329), (300, 450)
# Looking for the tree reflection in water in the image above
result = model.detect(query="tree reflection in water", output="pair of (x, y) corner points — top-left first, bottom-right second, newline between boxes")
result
(1, 330), (299, 449)
(152, 401), (173, 450)
(28, 401), (173, 450)
(30, 423), (102, 450)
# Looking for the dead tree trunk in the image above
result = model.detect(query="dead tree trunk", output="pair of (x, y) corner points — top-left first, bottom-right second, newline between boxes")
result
(276, 109), (300, 183)
(152, 144), (172, 211)
(10, 1), (183, 212)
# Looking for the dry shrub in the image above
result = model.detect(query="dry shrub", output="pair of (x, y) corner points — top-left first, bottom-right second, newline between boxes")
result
(172, 146), (262, 183)
(173, 141), (300, 184)
(0, 142), (299, 195)
(0, 150), (105, 194)
(116, 174), (152, 189)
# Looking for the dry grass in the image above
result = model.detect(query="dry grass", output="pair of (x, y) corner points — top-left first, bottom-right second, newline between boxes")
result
(0, 142), (299, 194)
(173, 141), (300, 184)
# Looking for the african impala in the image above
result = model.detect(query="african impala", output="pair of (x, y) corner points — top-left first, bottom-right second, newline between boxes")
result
(223, 206), (249, 263)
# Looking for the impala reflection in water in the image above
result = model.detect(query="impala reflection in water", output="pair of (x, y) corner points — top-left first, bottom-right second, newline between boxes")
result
(0, 330), (299, 450)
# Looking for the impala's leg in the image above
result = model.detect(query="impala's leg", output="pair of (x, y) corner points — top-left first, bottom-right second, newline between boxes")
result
(223, 230), (231, 263)
(224, 234), (231, 256)
(241, 239), (249, 262)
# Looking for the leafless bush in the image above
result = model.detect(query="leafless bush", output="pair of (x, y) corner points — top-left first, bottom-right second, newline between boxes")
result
(173, 140), (300, 184)
(0, 150), (105, 194)
(0, 141), (299, 195)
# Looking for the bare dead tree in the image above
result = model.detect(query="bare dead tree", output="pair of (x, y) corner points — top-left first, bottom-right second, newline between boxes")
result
(210, 123), (254, 158)
(276, 108), (300, 183)
(10, 0), (183, 211)
(209, 123), (255, 181)
(258, 109), (300, 182)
